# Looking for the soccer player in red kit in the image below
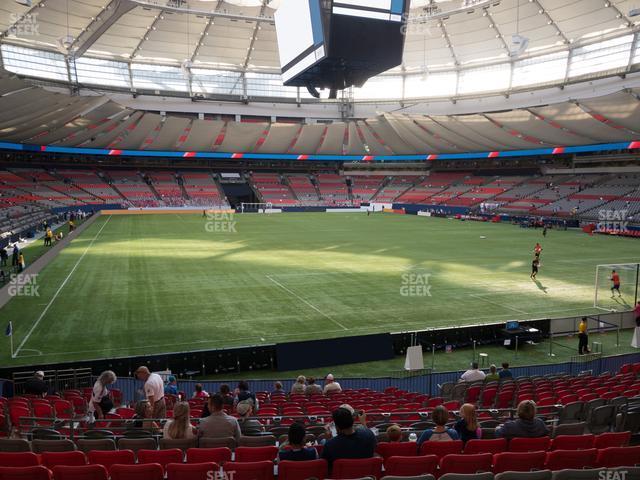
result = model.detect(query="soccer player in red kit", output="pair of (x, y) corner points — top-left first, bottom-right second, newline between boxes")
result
(610, 270), (621, 297)
(534, 243), (542, 259)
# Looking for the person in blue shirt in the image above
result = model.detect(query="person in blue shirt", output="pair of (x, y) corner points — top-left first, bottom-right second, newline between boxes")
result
(279, 422), (318, 461)
(164, 376), (178, 396)
(499, 362), (513, 379)
(321, 407), (376, 468)
(417, 405), (460, 446)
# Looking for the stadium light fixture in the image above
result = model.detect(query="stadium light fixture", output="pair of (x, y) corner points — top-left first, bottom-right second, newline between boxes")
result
(14, 0), (32, 6)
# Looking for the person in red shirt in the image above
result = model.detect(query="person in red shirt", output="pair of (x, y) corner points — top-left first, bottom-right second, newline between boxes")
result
(534, 243), (542, 259)
(610, 270), (621, 297)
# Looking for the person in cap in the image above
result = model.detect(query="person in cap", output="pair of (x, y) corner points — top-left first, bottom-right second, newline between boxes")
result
(135, 366), (166, 419)
(236, 400), (263, 435)
(323, 374), (342, 394)
(24, 371), (48, 397)
(164, 376), (178, 396)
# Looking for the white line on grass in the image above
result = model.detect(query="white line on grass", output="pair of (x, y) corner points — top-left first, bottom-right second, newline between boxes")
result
(13, 216), (112, 358)
(469, 293), (529, 315)
(265, 274), (348, 331)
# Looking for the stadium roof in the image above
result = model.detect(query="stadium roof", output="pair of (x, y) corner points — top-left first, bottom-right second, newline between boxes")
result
(0, 0), (637, 73)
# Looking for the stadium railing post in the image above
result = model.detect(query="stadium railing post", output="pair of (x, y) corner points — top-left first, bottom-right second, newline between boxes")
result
(549, 333), (555, 357)
(431, 344), (436, 372)
(472, 340), (477, 363)
(515, 336), (519, 358)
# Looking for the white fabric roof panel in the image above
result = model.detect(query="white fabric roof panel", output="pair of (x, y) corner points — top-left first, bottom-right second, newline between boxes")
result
(382, 114), (438, 152)
(399, 116), (463, 153)
(426, 116), (496, 151)
(289, 124), (325, 155)
(57, 110), (131, 147)
(365, 118), (416, 155)
(356, 121), (389, 156)
(578, 91), (640, 134)
(218, 121), (267, 152)
(112, 112), (161, 149)
(317, 123), (346, 155)
(147, 116), (190, 150)
(181, 119), (224, 151)
(257, 123), (299, 154)
(345, 122), (365, 156)
(450, 114), (552, 149)
(82, 111), (144, 148)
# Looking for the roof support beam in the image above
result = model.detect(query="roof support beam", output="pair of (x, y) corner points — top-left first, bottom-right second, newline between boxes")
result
(242, 0), (268, 71)
(1, 1), (45, 38)
(130, 12), (164, 60)
(438, 20), (459, 67)
(530, 0), (570, 45)
(70, 0), (137, 58)
(483, 8), (511, 54)
(190, 0), (223, 63)
(130, 0), (273, 23)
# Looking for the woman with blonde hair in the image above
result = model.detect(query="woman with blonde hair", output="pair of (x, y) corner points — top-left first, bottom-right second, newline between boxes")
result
(88, 370), (117, 420)
(163, 402), (194, 439)
(454, 403), (481, 443)
(290, 376), (306, 395)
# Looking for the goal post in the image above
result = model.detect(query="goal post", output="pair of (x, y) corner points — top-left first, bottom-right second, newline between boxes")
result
(240, 202), (273, 213)
(594, 263), (640, 311)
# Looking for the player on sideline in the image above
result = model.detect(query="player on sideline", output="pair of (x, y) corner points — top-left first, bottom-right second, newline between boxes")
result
(531, 258), (540, 279)
(610, 269), (622, 297)
(534, 242), (542, 259)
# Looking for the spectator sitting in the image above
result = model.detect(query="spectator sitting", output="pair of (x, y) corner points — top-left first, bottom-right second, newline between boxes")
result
(163, 402), (194, 440)
(132, 400), (160, 433)
(164, 376), (178, 396)
(499, 362), (513, 379)
(279, 422), (318, 461)
(219, 384), (234, 406)
(321, 407), (376, 467)
(198, 394), (241, 441)
(454, 403), (481, 444)
(193, 384), (209, 399)
(323, 374), (342, 395)
(24, 371), (48, 397)
(237, 400), (263, 435)
(460, 362), (486, 383)
(386, 424), (403, 442)
(291, 375), (306, 395)
(306, 377), (323, 396)
(234, 380), (258, 411)
(495, 400), (549, 439)
(417, 406), (459, 445)
(485, 365), (500, 382)
(272, 381), (285, 396)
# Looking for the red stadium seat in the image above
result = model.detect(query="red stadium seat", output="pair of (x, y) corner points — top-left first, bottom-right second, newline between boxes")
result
(331, 457), (383, 480)
(166, 462), (218, 480)
(464, 438), (508, 455)
(0, 466), (52, 480)
(278, 459), (328, 480)
(439, 453), (493, 475)
(509, 436), (551, 452)
(51, 465), (108, 480)
(545, 448), (597, 470)
(137, 449), (183, 471)
(383, 455), (438, 477)
(41, 451), (86, 469)
(87, 450), (135, 473)
(224, 460), (274, 480)
(594, 432), (631, 449)
(419, 440), (463, 458)
(109, 463), (164, 480)
(596, 446), (640, 468)
(0, 453), (39, 468)
(186, 448), (232, 465)
(234, 446), (278, 463)
(492, 451), (547, 473)
(550, 434), (595, 450)
(376, 442), (418, 459)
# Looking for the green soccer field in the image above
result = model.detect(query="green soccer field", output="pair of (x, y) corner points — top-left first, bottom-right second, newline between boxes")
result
(1, 212), (639, 367)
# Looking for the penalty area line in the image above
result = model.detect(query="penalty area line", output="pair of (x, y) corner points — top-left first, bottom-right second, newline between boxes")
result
(265, 274), (349, 331)
(469, 293), (529, 315)
(13, 216), (112, 359)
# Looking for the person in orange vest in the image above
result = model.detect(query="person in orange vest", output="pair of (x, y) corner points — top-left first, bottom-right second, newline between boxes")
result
(610, 270), (621, 298)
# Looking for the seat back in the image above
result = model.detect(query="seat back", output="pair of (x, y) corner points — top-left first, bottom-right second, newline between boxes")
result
(549, 468), (605, 480)
(41, 451), (86, 468)
(199, 437), (236, 450)
(419, 440), (463, 458)
(0, 440), (30, 453)
(595, 445), (640, 468)
(0, 452), (39, 468)
(32, 439), (76, 453)
(109, 463), (164, 480)
(235, 446), (278, 463)
(237, 436), (276, 447)
(464, 439), (507, 455)
(509, 437), (551, 452)
(137, 449), (184, 470)
(87, 450), (135, 473)
(549, 434), (594, 450)
(332, 457), (384, 480)
(159, 438), (198, 451)
(117, 438), (157, 454)
(383, 455), (438, 477)
(494, 470), (552, 480)
(278, 459), (328, 480)
(544, 448), (598, 470)
(439, 453), (493, 476)
(76, 439), (116, 454)
(593, 431), (631, 449)
(186, 447), (232, 464)
(51, 465), (108, 480)
(493, 451), (547, 473)
(376, 442), (419, 459)
(0, 465), (52, 480)
(224, 460), (274, 480)
(166, 462), (218, 480)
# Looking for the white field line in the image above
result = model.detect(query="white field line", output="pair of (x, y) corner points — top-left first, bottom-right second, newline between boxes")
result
(265, 274), (348, 331)
(469, 293), (529, 315)
(13, 216), (112, 358)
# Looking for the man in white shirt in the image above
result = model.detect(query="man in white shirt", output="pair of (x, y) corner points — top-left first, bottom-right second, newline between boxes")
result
(135, 366), (166, 418)
(460, 362), (486, 383)
(323, 373), (342, 394)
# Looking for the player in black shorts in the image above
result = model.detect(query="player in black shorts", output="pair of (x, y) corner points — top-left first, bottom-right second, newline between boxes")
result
(531, 258), (539, 279)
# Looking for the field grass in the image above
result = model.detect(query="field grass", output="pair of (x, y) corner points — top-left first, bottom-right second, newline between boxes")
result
(1, 212), (639, 367)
